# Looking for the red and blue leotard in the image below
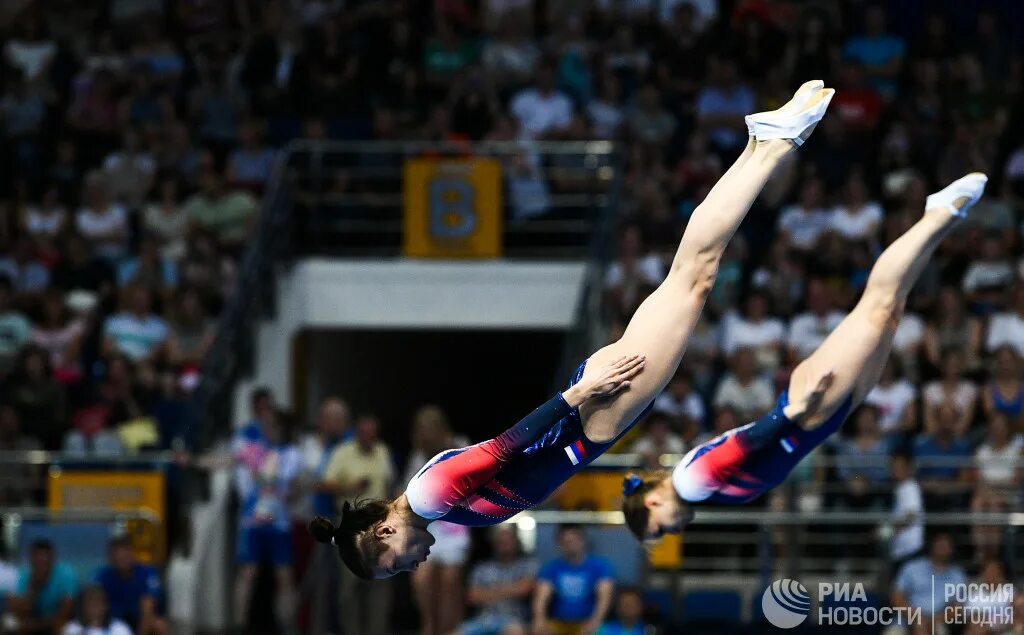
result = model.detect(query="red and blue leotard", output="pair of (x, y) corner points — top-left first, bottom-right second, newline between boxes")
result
(405, 362), (653, 527)
(673, 390), (854, 504)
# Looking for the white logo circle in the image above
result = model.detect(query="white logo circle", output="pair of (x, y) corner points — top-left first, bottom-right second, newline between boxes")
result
(762, 578), (810, 629)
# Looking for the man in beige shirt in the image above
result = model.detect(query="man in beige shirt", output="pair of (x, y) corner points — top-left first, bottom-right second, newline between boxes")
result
(322, 415), (394, 635)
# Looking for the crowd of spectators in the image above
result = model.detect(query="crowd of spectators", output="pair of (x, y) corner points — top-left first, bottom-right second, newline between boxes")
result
(2, 0), (1024, 633)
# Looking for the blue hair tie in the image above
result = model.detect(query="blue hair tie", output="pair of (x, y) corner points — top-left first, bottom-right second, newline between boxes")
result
(623, 474), (644, 496)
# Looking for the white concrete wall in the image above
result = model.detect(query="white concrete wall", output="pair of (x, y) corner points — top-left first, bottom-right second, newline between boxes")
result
(232, 259), (587, 417)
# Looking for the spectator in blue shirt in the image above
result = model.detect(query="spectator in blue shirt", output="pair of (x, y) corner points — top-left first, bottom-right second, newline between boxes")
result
(842, 5), (905, 100)
(532, 525), (615, 635)
(93, 535), (167, 635)
(9, 539), (77, 635)
(891, 533), (966, 619)
(913, 403), (971, 510)
(598, 587), (647, 635)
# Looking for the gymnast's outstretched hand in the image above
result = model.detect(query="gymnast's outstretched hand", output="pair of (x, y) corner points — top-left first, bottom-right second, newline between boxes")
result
(783, 370), (836, 423)
(563, 354), (647, 407)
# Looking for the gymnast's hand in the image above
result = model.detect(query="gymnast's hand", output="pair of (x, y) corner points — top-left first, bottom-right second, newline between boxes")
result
(783, 370), (836, 422)
(563, 354), (646, 407)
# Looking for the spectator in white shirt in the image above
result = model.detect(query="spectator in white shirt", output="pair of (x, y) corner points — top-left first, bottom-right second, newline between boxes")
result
(777, 178), (833, 251)
(102, 128), (157, 208)
(892, 311), (925, 382)
(721, 292), (786, 374)
(961, 235), (1013, 310)
(985, 285), (1024, 358)
(604, 225), (665, 319)
(713, 348), (775, 421)
(921, 350), (977, 438)
(888, 455), (924, 567)
(829, 172), (883, 244)
(76, 173), (130, 262)
(631, 412), (685, 470)
(971, 415), (1022, 561)
(865, 358), (918, 436)
(787, 279), (847, 362)
(509, 63), (572, 140)
(586, 74), (625, 140)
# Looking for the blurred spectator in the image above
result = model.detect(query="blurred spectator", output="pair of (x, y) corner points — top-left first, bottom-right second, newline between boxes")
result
(921, 350), (977, 438)
(20, 188), (67, 248)
(117, 237), (178, 293)
(227, 120), (277, 193)
(532, 525), (614, 635)
(830, 61), (882, 132)
(694, 58), (754, 154)
(101, 286), (167, 364)
(981, 347), (1024, 428)
(586, 75), (625, 141)
(0, 236), (50, 297)
(165, 289), (214, 369)
(183, 171), (257, 250)
(61, 586), (132, 635)
(787, 279), (845, 362)
(404, 405), (471, 635)
(458, 525), (537, 635)
(865, 359), (917, 437)
(713, 348), (774, 421)
(888, 455), (924, 569)
(5, 346), (66, 451)
(0, 541), (16, 617)
(9, 539), (78, 635)
(971, 415), (1022, 560)
(481, 16), (540, 91)
(0, 276), (31, 374)
(0, 406), (42, 506)
(891, 534), (965, 624)
(626, 85), (675, 149)
(961, 559), (1014, 635)
(324, 415), (394, 635)
(630, 411), (685, 470)
(961, 236), (1013, 311)
(233, 407), (300, 634)
(75, 174), (129, 262)
(297, 397), (351, 634)
(776, 178), (831, 252)
(986, 288), (1024, 358)
(720, 292), (786, 374)
(913, 403), (971, 510)
(829, 172), (882, 244)
(101, 129), (156, 209)
(842, 5), (905, 100)
(509, 63), (571, 141)
(93, 536), (166, 635)
(651, 373), (704, 439)
(597, 586), (647, 635)
(142, 179), (188, 261)
(604, 225), (664, 321)
(923, 287), (982, 371)
(834, 405), (890, 510)
(31, 291), (85, 384)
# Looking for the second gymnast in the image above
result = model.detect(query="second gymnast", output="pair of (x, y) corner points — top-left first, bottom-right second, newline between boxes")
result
(621, 172), (989, 541)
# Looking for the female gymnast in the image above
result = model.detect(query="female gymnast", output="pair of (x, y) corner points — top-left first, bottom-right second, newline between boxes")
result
(309, 80), (837, 579)
(622, 172), (989, 541)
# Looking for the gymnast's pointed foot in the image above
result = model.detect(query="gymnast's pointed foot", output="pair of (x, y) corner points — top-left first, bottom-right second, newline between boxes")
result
(925, 172), (989, 219)
(745, 86), (835, 147)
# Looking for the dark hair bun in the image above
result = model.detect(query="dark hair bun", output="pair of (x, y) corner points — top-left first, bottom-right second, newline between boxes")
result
(308, 516), (337, 544)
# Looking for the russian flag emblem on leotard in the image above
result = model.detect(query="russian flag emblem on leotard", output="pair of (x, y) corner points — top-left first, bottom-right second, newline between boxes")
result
(564, 439), (588, 465)
(780, 435), (800, 453)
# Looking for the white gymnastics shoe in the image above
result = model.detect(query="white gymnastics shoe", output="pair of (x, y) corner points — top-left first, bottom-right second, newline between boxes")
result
(925, 172), (988, 218)
(746, 80), (824, 137)
(746, 87), (835, 147)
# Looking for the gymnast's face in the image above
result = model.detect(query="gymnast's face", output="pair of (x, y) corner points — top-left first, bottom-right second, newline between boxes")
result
(371, 520), (436, 579)
(643, 488), (693, 540)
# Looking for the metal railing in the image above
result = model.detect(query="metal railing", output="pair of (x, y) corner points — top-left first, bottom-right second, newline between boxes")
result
(287, 139), (621, 258)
